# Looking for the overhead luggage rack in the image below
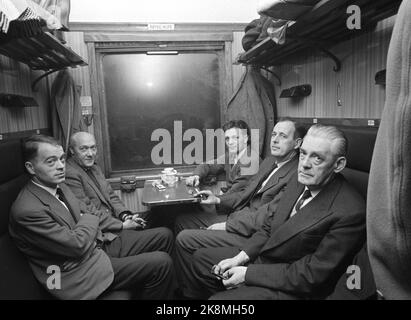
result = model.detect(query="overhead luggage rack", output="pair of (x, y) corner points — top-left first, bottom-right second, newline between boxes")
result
(0, 31), (87, 70)
(238, 0), (402, 70)
(0, 31), (87, 90)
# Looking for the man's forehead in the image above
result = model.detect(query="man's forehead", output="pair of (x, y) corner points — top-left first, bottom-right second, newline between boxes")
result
(75, 134), (95, 146)
(37, 143), (64, 157)
(273, 121), (295, 134)
(301, 135), (334, 154)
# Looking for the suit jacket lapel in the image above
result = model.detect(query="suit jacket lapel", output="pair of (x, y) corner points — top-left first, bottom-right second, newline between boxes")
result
(261, 175), (343, 253)
(69, 159), (110, 207)
(89, 166), (112, 206)
(28, 181), (76, 227)
(60, 183), (82, 222)
(243, 156), (277, 201)
(259, 156), (298, 194)
(271, 176), (304, 229)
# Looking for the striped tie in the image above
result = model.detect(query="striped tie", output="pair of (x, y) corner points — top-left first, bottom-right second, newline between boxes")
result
(294, 189), (312, 212)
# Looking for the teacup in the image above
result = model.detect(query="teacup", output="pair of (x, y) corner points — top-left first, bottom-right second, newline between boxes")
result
(161, 168), (178, 186)
(162, 167), (177, 174)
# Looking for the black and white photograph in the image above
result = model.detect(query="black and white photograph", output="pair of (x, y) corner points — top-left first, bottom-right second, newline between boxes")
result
(0, 0), (410, 307)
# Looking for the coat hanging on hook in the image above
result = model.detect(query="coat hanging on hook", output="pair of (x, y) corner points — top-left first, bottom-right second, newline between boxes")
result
(226, 65), (277, 157)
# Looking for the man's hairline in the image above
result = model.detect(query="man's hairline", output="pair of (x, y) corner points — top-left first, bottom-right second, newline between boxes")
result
(27, 141), (63, 163)
(272, 120), (298, 138)
(302, 134), (345, 160)
(70, 135), (96, 150)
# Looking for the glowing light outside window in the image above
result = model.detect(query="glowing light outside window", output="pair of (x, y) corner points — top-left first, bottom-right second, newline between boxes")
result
(102, 51), (221, 171)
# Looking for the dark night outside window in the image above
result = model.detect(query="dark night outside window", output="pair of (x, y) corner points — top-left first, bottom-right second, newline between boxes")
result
(102, 52), (222, 172)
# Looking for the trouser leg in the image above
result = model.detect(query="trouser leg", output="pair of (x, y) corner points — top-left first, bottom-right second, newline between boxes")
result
(104, 227), (174, 257)
(108, 252), (176, 300)
(186, 246), (240, 299)
(174, 210), (227, 234)
(175, 229), (248, 297)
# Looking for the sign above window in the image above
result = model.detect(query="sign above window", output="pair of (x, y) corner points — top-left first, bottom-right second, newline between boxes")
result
(147, 24), (175, 31)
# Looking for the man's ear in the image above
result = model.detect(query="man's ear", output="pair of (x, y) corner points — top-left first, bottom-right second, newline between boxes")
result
(25, 161), (35, 175)
(294, 138), (302, 150)
(333, 156), (347, 173)
(68, 147), (74, 156)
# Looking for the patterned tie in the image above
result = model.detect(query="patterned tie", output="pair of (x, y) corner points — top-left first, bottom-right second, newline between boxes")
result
(294, 189), (312, 212)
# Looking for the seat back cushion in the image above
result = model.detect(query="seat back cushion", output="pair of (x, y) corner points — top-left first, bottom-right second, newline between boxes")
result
(0, 139), (51, 299)
(326, 245), (377, 300)
(295, 122), (378, 299)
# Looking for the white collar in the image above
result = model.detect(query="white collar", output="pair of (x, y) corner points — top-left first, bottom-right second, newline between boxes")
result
(304, 186), (321, 198)
(32, 180), (58, 197)
(275, 156), (293, 169)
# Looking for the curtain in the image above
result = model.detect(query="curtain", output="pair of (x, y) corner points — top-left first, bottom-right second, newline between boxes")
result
(367, 0), (411, 299)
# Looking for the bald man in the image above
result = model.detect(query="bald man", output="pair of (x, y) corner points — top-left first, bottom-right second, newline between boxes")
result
(65, 132), (146, 227)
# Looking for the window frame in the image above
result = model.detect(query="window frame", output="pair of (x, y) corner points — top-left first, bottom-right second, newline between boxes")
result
(85, 32), (234, 177)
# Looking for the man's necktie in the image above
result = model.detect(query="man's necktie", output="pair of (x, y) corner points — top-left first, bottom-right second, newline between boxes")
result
(56, 188), (78, 222)
(294, 189), (312, 212)
(56, 187), (67, 204)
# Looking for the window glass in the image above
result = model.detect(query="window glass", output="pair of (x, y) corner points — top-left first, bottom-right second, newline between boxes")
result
(102, 52), (221, 172)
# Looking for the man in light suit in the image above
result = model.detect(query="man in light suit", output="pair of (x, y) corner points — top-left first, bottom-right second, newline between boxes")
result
(174, 119), (305, 296)
(184, 124), (366, 299)
(185, 120), (260, 195)
(65, 131), (146, 227)
(9, 135), (175, 299)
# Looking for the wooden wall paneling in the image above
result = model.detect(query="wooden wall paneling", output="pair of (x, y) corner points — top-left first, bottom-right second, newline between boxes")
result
(63, 32), (91, 97)
(114, 189), (149, 213)
(275, 16), (395, 120)
(0, 55), (49, 135)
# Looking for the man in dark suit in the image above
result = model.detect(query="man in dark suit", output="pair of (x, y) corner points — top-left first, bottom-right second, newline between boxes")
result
(65, 131), (146, 228)
(174, 119), (305, 297)
(9, 135), (175, 299)
(175, 120), (261, 231)
(185, 120), (260, 195)
(184, 124), (366, 299)
(175, 119), (305, 233)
